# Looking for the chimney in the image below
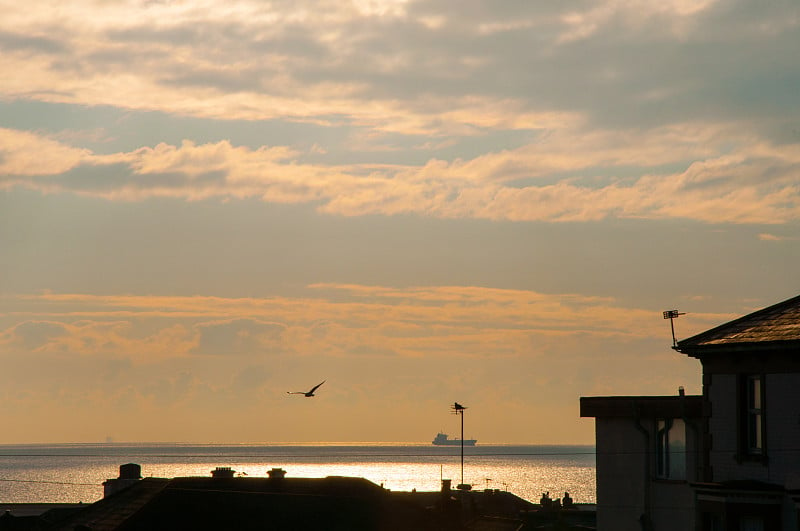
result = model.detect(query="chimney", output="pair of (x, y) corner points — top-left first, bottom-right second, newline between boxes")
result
(268, 468), (287, 479)
(211, 467), (235, 478)
(119, 463), (142, 480)
(103, 463), (142, 498)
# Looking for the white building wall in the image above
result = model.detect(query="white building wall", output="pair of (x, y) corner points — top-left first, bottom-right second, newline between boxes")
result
(651, 417), (699, 531)
(595, 418), (647, 531)
(595, 417), (697, 531)
(650, 481), (695, 531)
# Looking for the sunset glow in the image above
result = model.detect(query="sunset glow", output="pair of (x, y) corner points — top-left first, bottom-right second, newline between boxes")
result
(1, 0), (798, 444)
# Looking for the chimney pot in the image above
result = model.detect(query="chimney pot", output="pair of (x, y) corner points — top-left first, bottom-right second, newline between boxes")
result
(268, 468), (287, 479)
(211, 467), (235, 479)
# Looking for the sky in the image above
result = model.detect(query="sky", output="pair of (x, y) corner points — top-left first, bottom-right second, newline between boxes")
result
(1, 0), (799, 445)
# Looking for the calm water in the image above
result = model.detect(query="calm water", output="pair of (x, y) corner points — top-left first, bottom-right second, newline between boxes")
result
(0, 443), (595, 505)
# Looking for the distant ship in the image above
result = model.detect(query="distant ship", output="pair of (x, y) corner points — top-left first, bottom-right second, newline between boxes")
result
(432, 432), (477, 446)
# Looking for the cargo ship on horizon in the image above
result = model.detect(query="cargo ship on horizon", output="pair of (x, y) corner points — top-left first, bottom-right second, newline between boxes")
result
(432, 432), (477, 446)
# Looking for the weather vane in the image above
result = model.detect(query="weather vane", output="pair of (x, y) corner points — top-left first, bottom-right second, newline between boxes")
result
(663, 310), (686, 347)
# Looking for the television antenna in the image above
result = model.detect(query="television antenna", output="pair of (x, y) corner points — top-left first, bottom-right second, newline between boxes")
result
(663, 310), (686, 347)
(451, 402), (470, 490)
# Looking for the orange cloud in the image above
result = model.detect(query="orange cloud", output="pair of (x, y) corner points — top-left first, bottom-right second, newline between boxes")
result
(2, 286), (731, 363)
(0, 128), (91, 176)
(3, 123), (799, 223)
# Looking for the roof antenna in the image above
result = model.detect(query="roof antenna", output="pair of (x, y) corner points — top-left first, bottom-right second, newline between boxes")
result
(663, 310), (686, 347)
(451, 402), (470, 491)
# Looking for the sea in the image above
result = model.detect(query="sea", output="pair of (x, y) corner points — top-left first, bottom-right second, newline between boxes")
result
(0, 443), (596, 505)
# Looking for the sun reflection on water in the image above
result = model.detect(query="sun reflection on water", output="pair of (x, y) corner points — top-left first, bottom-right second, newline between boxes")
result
(0, 444), (595, 505)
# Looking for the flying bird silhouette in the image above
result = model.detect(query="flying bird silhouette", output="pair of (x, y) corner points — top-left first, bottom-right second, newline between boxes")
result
(287, 380), (326, 397)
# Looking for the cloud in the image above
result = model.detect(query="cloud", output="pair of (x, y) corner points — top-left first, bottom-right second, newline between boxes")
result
(5, 126), (798, 224)
(140, 371), (197, 407)
(0, 318), (193, 360)
(0, 320), (71, 351)
(758, 232), (798, 242)
(0, 320), (133, 354)
(191, 318), (288, 356)
(1, 287), (730, 362)
(0, 128), (92, 176)
(557, 0), (717, 45)
(1, 1), (799, 226)
(4, 0), (797, 444)
(2, 0), (798, 134)
(0, 286), (735, 442)
(232, 364), (270, 391)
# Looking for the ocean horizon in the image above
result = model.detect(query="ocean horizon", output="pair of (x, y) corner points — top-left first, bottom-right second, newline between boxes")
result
(0, 442), (596, 505)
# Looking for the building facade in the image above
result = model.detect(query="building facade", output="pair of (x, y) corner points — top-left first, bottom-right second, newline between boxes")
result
(582, 294), (800, 531)
(581, 394), (703, 531)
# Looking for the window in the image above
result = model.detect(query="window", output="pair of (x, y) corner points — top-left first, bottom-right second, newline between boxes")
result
(701, 512), (722, 531)
(738, 374), (766, 460)
(740, 515), (764, 531)
(745, 375), (763, 454)
(656, 418), (686, 479)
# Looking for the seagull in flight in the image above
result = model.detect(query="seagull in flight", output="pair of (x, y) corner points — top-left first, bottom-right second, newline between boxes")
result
(287, 380), (326, 397)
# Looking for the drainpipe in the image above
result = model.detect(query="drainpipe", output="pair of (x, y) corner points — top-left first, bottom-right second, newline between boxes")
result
(633, 403), (653, 531)
(679, 387), (701, 482)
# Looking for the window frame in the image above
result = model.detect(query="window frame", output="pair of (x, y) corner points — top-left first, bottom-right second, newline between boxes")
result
(737, 373), (767, 462)
(655, 417), (687, 480)
(745, 375), (763, 454)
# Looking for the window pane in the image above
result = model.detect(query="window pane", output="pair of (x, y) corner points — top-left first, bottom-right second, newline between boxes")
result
(655, 418), (685, 479)
(669, 418), (686, 480)
(656, 419), (667, 477)
(753, 413), (762, 449)
(745, 375), (764, 454)
(749, 377), (761, 409)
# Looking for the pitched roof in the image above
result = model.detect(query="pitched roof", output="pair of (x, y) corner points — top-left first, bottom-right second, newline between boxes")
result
(49, 478), (170, 531)
(676, 294), (800, 353)
(50, 476), (441, 531)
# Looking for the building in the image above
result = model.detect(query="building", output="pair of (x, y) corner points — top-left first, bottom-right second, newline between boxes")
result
(19, 465), (546, 531)
(581, 393), (704, 530)
(582, 294), (800, 531)
(49, 469), (442, 531)
(1, 465), (595, 530)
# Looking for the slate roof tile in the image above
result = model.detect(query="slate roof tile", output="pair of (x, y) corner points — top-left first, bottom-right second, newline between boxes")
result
(677, 294), (800, 349)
